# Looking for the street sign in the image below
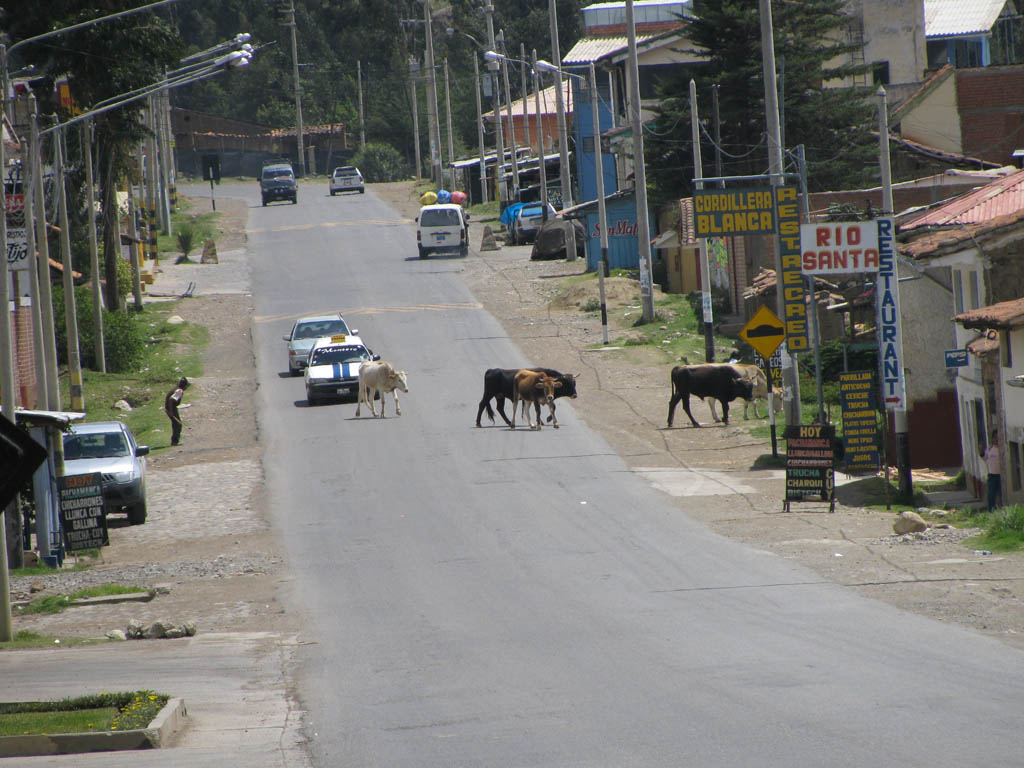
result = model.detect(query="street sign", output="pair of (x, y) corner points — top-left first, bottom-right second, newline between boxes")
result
(739, 305), (786, 361)
(799, 222), (881, 275)
(944, 349), (968, 368)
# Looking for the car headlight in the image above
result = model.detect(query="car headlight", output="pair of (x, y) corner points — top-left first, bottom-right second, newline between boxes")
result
(112, 471), (135, 483)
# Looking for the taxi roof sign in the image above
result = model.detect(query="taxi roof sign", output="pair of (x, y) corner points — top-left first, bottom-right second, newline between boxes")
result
(739, 305), (786, 360)
(330, 334), (348, 343)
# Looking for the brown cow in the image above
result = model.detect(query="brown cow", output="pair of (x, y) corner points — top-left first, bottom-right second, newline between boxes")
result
(511, 370), (562, 430)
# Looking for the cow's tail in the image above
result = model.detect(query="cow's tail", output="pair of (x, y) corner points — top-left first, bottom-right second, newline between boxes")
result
(484, 401), (495, 423)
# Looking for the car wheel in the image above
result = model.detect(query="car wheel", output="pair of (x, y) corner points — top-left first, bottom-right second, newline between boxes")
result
(418, 247), (428, 259)
(262, 198), (267, 207)
(292, 195), (298, 204)
(359, 188), (365, 194)
(460, 244), (469, 258)
(290, 365), (301, 377)
(127, 502), (147, 526)
(330, 190), (336, 196)
(307, 390), (318, 405)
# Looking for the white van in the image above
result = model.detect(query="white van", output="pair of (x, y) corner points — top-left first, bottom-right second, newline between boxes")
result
(416, 203), (469, 259)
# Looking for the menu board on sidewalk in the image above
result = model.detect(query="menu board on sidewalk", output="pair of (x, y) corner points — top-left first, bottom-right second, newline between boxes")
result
(784, 424), (835, 512)
(59, 473), (109, 551)
(839, 371), (879, 475)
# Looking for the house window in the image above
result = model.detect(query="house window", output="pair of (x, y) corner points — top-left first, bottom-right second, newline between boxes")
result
(953, 270), (964, 313)
(1010, 441), (1022, 492)
(968, 270), (980, 310)
(872, 61), (890, 85)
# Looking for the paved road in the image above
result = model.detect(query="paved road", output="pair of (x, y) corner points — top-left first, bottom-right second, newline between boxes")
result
(241, 182), (1024, 767)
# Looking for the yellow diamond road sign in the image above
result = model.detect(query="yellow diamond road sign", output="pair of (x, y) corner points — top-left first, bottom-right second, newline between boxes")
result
(739, 305), (786, 360)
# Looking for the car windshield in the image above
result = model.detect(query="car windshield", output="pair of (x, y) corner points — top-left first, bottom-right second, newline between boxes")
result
(420, 209), (461, 227)
(64, 432), (130, 460)
(334, 168), (358, 177)
(264, 169), (293, 180)
(293, 319), (350, 340)
(310, 345), (371, 365)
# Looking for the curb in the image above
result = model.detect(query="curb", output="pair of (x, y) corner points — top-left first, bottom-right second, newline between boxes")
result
(0, 698), (187, 758)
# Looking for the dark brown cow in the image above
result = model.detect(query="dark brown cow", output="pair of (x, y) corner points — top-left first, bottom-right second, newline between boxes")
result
(476, 368), (578, 427)
(512, 370), (562, 430)
(667, 364), (754, 428)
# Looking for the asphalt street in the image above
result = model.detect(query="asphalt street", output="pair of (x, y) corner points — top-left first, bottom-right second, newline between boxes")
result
(244, 183), (1024, 767)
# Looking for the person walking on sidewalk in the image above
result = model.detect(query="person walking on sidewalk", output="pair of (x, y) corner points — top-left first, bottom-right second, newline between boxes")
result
(165, 376), (191, 446)
(981, 429), (1002, 511)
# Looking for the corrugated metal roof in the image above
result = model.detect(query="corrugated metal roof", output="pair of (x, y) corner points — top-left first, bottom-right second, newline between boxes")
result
(482, 82), (573, 120)
(902, 168), (1024, 230)
(563, 33), (663, 65)
(955, 296), (1024, 330)
(924, 0), (1007, 38)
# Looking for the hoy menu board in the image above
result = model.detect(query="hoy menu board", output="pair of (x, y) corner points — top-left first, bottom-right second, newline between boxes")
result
(783, 424), (835, 512)
(839, 371), (879, 474)
(59, 473), (109, 551)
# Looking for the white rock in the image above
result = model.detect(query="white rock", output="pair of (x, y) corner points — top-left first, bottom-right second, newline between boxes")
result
(894, 510), (928, 534)
(167, 315), (185, 326)
(106, 629), (127, 641)
(113, 399), (133, 412)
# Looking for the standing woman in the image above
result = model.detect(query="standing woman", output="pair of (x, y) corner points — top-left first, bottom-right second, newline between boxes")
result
(981, 429), (1002, 511)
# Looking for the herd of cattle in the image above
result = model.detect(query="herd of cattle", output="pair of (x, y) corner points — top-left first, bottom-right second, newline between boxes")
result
(354, 359), (778, 429)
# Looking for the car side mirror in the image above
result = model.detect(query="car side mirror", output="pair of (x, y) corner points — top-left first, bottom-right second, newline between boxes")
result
(372, 354), (381, 361)
(415, 216), (419, 223)
(350, 329), (359, 335)
(137, 445), (150, 457)
(282, 335), (291, 341)
(464, 213), (471, 221)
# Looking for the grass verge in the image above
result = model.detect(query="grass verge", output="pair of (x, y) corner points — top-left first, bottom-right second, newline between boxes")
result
(15, 585), (149, 616)
(0, 691), (169, 736)
(0, 631), (101, 649)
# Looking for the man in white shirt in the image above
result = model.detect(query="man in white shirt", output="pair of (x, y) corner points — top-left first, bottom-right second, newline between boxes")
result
(981, 429), (1002, 512)
(165, 377), (191, 446)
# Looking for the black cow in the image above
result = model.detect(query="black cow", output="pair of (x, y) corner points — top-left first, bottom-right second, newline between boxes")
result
(476, 367), (578, 427)
(667, 364), (754, 428)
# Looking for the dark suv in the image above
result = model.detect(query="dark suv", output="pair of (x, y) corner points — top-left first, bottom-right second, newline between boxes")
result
(260, 162), (298, 206)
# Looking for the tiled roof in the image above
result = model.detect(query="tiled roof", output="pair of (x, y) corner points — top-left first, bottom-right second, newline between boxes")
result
(562, 33), (663, 65)
(902, 168), (1024, 230)
(482, 81), (573, 120)
(924, 0), (1007, 38)
(954, 296), (1024, 330)
(900, 208), (1024, 258)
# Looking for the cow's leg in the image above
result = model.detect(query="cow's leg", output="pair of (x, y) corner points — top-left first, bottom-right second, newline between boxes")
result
(511, 393), (518, 429)
(476, 395), (492, 427)
(709, 398), (722, 423)
(495, 395), (513, 427)
(667, 391), (681, 427)
(368, 386), (379, 417)
(720, 400), (730, 425)
(532, 400), (542, 430)
(356, 381), (364, 417)
(393, 388), (402, 416)
(548, 400), (558, 429)
(682, 394), (700, 427)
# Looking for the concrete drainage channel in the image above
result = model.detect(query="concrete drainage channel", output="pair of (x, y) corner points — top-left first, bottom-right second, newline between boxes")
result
(0, 698), (187, 758)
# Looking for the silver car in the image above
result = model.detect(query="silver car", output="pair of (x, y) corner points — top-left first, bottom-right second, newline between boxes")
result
(62, 421), (149, 525)
(283, 314), (356, 375)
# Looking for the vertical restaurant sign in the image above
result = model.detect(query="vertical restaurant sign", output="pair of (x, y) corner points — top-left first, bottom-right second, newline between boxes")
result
(875, 218), (905, 410)
(839, 371), (879, 474)
(775, 186), (808, 350)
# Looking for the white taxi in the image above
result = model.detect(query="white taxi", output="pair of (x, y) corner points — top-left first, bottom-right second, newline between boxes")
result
(304, 334), (379, 405)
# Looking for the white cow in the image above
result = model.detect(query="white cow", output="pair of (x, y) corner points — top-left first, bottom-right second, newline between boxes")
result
(707, 363), (783, 422)
(356, 361), (409, 418)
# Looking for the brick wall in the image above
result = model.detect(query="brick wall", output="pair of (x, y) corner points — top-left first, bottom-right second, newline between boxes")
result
(14, 304), (35, 409)
(956, 66), (1024, 167)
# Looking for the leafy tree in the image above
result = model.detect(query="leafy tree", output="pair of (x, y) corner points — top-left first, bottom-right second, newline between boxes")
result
(644, 0), (876, 205)
(353, 142), (410, 183)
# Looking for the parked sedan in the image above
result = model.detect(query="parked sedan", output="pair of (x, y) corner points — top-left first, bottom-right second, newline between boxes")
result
(510, 202), (557, 245)
(63, 421), (149, 525)
(284, 314), (356, 375)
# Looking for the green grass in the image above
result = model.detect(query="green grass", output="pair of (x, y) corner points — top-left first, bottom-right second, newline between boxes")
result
(16, 584), (148, 615)
(467, 199), (500, 223)
(0, 631), (101, 649)
(155, 197), (221, 256)
(0, 692), (169, 736)
(58, 300), (209, 451)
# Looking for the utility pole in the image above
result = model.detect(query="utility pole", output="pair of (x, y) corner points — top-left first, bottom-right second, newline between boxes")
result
(878, 85), (911, 499)
(31, 99), (60, 411)
(759, 0), (801, 428)
(548, 0), (572, 211)
(625, 0), (655, 323)
(444, 58), (455, 181)
(591, 62), (610, 344)
(484, 3), (506, 207)
(56, 130), (85, 410)
(287, 0), (306, 176)
(0, 56), (16, 423)
(23, 104), (48, 407)
(520, 43), (531, 148)
(357, 60), (366, 148)
(690, 80), (714, 363)
(423, 0), (442, 186)
(409, 57), (422, 181)
(532, 49), (548, 215)
(83, 119), (105, 372)
(473, 53), (487, 204)
(498, 32), (520, 194)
